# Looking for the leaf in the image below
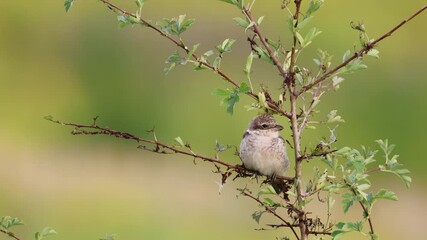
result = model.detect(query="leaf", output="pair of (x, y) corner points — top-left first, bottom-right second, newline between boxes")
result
(117, 15), (139, 28)
(327, 110), (345, 123)
(174, 137), (185, 147)
(35, 227), (57, 240)
(233, 17), (250, 28)
(297, 16), (313, 30)
(244, 52), (254, 76)
(212, 88), (233, 96)
(251, 211), (264, 224)
(43, 115), (54, 121)
(374, 189), (398, 201)
(257, 16), (265, 25)
(217, 39), (236, 53)
(367, 49), (380, 59)
(342, 192), (355, 213)
(238, 82), (251, 93)
(258, 185), (277, 196)
(332, 76), (345, 90)
(306, 0), (324, 18)
(135, 0), (145, 8)
(64, 0), (74, 13)
(342, 50), (351, 62)
(219, 0), (244, 9)
(212, 56), (222, 69)
(224, 92), (240, 115)
(303, 27), (322, 48)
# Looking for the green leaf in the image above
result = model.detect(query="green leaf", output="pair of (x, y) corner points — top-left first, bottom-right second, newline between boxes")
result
(374, 189), (398, 201)
(224, 92), (240, 115)
(251, 211), (264, 224)
(297, 16), (313, 30)
(233, 17), (250, 28)
(217, 39), (236, 53)
(369, 233), (379, 240)
(332, 221), (363, 239)
(174, 137), (185, 147)
(212, 88), (233, 96)
(117, 15), (139, 28)
(135, 0), (145, 8)
(64, 0), (74, 13)
(238, 82), (251, 93)
(327, 110), (345, 123)
(43, 115), (54, 121)
(303, 27), (322, 47)
(306, 0), (324, 18)
(342, 50), (351, 62)
(257, 16), (265, 25)
(35, 227), (57, 240)
(258, 185), (277, 196)
(244, 52), (253, 76)
(342, 192), (355, 213)
(367, 49), (380, 59)
(219, 0), (244, 9)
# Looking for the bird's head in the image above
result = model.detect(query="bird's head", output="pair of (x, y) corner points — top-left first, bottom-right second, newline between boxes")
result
(248, 114), (283, 137)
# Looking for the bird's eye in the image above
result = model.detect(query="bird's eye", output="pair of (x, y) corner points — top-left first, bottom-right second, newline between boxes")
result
(261, 124), (268, 129)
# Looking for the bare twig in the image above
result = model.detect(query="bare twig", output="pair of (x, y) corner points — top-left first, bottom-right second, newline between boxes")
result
(240, 189), (300, 240)
(0, 230), (21, 240)
(297, 4), (427, 96)
(50, 118), (294, 182)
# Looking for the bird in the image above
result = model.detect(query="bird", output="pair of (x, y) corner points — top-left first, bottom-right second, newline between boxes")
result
(239, 114), (290, 178)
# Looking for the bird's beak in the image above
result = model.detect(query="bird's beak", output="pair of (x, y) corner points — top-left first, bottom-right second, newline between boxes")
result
(275, 125), (284, 131)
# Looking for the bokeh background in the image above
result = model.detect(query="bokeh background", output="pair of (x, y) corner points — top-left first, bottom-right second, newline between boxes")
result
(1, 0), (426, 239)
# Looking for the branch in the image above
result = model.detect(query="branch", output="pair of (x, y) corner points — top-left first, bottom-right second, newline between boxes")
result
(99, 0), (291, 118)
(239, 189), (300, 240)
(288, 0), (302, 86)
(347, 183), (375, 235)
(49, 117), (294, 182)
(243, 7), (288, 80)
(296, 4), (427, 96)
(0, 230), (21, 240)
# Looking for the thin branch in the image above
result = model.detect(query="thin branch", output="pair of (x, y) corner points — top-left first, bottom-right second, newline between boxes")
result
(99, 0), (291, 118)
(288, 0), (303, 86)
(50, 118), (294, 182)
(296, 4), (427, 96)
(298, 83), (324, 135)
(347, 183), (375, 235)
(0, 230), (21, 240)
(240, 190), (300, 240)
(243, 7), (288, 80)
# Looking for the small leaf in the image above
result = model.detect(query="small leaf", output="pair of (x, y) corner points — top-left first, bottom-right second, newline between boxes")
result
(35, 227), (57, 240)
(367, 49), (380, 59)
(174, 137), (185, 147)
(374, 189), (398, 201)
(64, 0), (74, 13)
(44, 115), (54, 121)
(219, 0), (244, 9)
(244, 52), (254, 76)
(233, 17), (250, 28)
(257, 16), (265, 25)
(212, 88), (232, 96)
(342, 50), (351, 62)
(251, 211), (264, 224)
(258, 185), (277, 196)
(238, 82), (251, 93)
(306, 0), (324, 18)
(135, 0), (145, 8)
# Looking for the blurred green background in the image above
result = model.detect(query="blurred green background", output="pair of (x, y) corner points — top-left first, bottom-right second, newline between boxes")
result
(1, 0), (426, 239)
